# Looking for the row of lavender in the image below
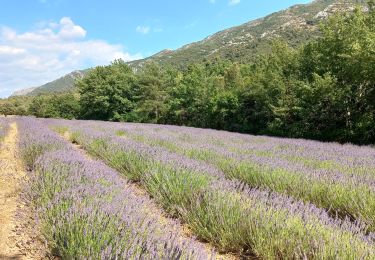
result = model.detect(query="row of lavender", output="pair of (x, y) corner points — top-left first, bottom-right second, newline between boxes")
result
(0, 117), (10, 177)
(133, 123), (375, 170)
(101, 122), (375, 232)
(115, 123), (375, 181)
(45, 118), (375, 259)
(0, 117), (10, 142)
(108, 122), (375, 176)
(17, 117), (211, 259)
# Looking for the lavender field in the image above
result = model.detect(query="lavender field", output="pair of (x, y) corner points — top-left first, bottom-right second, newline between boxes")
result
(2, 116), (375, 259)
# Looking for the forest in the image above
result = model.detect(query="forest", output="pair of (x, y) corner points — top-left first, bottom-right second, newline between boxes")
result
(1, 4), (374, 144)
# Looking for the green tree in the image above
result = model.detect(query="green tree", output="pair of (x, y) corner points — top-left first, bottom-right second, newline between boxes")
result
(78, 59), (136, 121)
(240, 40), (299, 134)
(166, 64), (211, 126)
(299, 3), (375, 142)
(28, 95), (57, 118)
(50, 93), (80, 119)
(133, 63), (169, 123)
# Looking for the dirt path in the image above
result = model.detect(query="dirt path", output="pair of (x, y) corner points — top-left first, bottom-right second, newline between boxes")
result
(0, 122), (48, 259)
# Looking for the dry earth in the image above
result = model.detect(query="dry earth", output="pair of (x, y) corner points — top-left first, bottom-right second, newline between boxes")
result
(0, 122), (49, 259)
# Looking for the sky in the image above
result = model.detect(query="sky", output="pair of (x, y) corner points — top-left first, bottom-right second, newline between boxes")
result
(0, 0), (311, 98)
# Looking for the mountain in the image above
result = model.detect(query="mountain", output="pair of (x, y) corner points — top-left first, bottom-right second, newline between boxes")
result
(11, 87), (37, 96)
(23, 70), (89, 96)
(13, 0), (366, 96)
(129, 0), (366, 68)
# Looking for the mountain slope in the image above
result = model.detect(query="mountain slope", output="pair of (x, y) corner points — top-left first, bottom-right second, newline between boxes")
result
(129, 0), (366, 68)
(13, 0), (365, 96)
(11, 87), (37, 96)
(26, 70), (88, 96)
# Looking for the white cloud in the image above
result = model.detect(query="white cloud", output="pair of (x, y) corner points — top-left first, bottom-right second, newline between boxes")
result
(229, 0), (240, 6)
(0, 45), (26, 55)
(136, 25), (150, 34)
(0, 17), (142, 97)
(209, 0), (216, 4)
(58, 17), (86, 39)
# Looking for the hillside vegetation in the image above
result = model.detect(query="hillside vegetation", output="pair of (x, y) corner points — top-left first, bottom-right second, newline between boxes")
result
(12, 0), (366, 95)
(129, 0), (367, 67)
(27, 70), (87, 96)
(2, 1), (374, 145)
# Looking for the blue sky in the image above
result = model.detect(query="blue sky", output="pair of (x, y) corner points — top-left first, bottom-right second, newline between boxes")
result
(0, 0), (311, 97)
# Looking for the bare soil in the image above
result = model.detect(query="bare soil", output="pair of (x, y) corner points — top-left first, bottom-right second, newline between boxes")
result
(0, 122), (49, 259)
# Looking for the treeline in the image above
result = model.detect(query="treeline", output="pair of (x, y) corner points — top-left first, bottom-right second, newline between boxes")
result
(2, 4), (374, 144)
(0, 93), (80, 119)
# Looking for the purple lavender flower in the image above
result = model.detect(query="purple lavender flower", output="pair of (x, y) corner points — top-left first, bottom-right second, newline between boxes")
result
(17, 117), (211, 259)
(38, 117), (375, 258)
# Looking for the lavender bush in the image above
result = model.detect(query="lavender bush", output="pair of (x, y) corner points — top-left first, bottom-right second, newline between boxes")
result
(44, 118), (375, 259)
(0, 117), (10, 142)
(17, 117), (210, 259)
(106, 122), (375, 231)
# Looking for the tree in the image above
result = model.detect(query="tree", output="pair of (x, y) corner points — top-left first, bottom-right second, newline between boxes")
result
(78, 59), (136, 121)
(133, 63), (169, 123)
(27, 93), (79, 119)
(166, 64), (210, 126)
(51, 93), (80, 119)
(299, 3), (375, 143)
